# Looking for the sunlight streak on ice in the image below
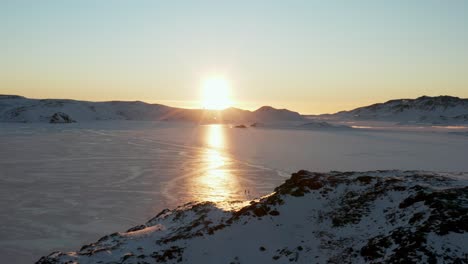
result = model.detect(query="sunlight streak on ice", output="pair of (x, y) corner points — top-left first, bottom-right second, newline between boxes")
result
(192, 125), (240, 203)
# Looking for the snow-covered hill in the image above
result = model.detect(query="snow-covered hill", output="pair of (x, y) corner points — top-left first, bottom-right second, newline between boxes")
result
(327, 96), (468, 124)
(0, 95), (304, 124)
(0, 95), (175, 123)
(37, 170), (468, 264)
(253, 106), (304, 122)
(4, 94), (468, 126)
(298, 121), (352, 130)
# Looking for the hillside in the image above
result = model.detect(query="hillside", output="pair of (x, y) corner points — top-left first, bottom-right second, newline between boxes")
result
(326, 96), (468, 124)
(0, 95), (304, 124)
(37, 170), (468, 264)
(4, 94), (468, 125)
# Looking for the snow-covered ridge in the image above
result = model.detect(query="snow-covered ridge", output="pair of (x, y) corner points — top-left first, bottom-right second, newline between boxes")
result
(0, 95), (304, 123)
(298, 121), (352, 130)
(326, 95), (468, 124)
(37, 170), (468, 264)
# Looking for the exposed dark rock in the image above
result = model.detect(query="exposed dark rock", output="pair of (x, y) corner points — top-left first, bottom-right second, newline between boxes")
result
(151, 246), (184, 263)
(50, 112), (76, 123)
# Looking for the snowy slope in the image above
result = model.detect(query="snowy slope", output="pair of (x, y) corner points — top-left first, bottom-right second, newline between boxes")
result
(0, 95), (175, 122)
(298, 121), (352, 130)
(253, 106), (304, 122)
(327, 96), (468, 124)
(0, 95), (305, 123)
(37, 170), (468, 264)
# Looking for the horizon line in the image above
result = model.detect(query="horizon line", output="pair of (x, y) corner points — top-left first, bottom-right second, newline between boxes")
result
(1, 93), (465, 116)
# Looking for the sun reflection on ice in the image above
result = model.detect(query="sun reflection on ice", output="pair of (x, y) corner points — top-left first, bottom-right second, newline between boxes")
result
(193, 125), (240, 203)
(206, 124), (225, 149)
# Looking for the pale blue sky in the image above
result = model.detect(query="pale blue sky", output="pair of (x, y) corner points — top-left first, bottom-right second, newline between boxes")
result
(1, 0), (468, 113)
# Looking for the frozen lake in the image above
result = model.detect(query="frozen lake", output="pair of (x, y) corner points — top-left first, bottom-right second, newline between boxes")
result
(1, 121), (468, 263)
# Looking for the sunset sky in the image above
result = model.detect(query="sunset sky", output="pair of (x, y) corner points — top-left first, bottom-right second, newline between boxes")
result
(1, 0), (468, 114)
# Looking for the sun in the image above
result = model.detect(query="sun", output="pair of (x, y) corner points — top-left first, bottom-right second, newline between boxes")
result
(201, 77), (232, 110)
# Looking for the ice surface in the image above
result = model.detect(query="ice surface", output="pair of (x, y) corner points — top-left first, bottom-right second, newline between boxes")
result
(0, 121), (468, 263)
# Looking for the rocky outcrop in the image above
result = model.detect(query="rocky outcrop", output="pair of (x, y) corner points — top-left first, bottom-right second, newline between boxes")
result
(37, 170), (468, 263)
(49, 112), (76, 123)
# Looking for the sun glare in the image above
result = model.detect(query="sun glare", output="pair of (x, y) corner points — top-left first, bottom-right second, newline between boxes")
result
(201, 77), (232, 110)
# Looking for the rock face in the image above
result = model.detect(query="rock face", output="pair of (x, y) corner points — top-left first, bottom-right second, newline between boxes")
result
(49, 112), (76, 123)
(37, 170), (467, 264)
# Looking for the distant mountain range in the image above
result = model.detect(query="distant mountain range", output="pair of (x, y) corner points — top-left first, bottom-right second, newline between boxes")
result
(1, 95), (468, 125)
(0, 95), (304, 124)
(322, 96), (468, 124)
